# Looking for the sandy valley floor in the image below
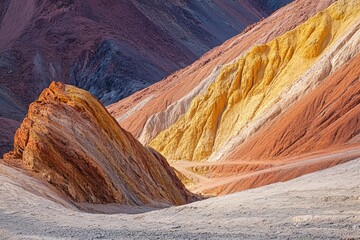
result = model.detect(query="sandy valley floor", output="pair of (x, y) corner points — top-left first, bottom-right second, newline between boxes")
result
(0, 158), (359, 239)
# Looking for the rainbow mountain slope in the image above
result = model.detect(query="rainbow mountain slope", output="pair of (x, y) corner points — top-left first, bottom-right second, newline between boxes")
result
(109, 0), (360, 195)
(0, 0), (286, 156)
(108, 0), (336, 140)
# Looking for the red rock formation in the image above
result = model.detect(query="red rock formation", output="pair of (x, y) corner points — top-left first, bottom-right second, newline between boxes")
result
(197, 146), (360, 195)
(3, 82), (194, 206)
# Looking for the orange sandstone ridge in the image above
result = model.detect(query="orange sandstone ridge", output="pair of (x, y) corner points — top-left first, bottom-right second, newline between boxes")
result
(2, 82), (194, 206)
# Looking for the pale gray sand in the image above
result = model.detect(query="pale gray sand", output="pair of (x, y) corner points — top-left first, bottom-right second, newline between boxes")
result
(1, 158), (360, 240)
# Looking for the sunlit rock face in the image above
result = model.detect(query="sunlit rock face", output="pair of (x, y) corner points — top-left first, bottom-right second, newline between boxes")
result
(150, 0), (360, 161)
(3, 82), (194, 206)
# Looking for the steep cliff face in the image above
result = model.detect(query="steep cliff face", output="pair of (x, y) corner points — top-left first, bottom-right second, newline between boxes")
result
(110, 0), (360, 195)
(3, 82), (193, 206)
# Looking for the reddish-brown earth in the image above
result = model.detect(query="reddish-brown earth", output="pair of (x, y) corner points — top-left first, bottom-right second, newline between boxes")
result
(109, 0), (336, 138)
(184, 53), (360, 195)
(2, 82), (194, 207)
(174, 146), (360, 195)
(228, 54), (360, 162)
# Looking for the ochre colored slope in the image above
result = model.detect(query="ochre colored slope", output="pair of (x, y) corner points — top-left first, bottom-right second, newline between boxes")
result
(227, 53), (360, 161)
(149, 0), (360, 161)
(108, 0), (336, 139)
(173, 52), (360, 196)
(2, 82), (193, 206)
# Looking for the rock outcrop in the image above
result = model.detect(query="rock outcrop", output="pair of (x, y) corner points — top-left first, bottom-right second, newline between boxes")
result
(3, 82), (193, 206)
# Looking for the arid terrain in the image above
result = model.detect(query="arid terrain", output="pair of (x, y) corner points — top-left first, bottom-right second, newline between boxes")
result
(1, 157), (359, 239)
(0, 0), (359, 239)
(109, 0), (360, 196)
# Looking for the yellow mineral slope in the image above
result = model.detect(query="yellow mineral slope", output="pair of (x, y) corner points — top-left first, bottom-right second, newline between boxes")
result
(175, 52), (360, 194)
(108, 0), (336, 140)
(149, 0), (360, 161)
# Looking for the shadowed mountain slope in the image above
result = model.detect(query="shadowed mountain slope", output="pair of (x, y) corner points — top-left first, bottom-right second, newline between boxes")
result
(253, 0), (293, 15)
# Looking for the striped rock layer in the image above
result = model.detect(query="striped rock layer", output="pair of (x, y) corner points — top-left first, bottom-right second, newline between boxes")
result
(2, 82), (194, 206)
(109, 0), (360, 195)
